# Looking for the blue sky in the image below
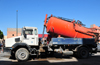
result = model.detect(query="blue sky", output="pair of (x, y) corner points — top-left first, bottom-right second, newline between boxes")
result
(0, 0), (100, 36)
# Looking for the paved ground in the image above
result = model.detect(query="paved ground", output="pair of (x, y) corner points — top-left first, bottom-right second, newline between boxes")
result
(0, 52), (100, 65)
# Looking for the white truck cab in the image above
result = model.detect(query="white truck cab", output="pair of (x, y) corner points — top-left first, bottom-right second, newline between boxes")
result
(5, 27), (39, 47)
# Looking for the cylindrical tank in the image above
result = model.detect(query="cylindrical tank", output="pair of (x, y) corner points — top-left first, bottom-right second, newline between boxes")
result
(46, 17), (94, 38)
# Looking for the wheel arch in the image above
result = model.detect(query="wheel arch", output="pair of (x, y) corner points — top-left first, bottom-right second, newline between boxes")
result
(74, 45), (92, 52)
(11, 43), (30, 53)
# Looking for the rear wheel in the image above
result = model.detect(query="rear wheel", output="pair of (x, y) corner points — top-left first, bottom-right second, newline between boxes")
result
(15, 48), (29, 61)
(77, 47), (89, 59)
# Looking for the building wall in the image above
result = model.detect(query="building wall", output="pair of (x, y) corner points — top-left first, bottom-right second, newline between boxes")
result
(7, 28), (22, 38)
(4, 36), (7, 40)
(7, 31), (21, 38)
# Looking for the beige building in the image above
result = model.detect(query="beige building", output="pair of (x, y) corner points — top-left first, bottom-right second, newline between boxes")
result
(4, 36), (7, 40)
(7, 28), (22, 38)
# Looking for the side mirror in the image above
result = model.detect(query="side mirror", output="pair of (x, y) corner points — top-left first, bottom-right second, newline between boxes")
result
(24, 34), (27, 38)
(23, 29), (27, 38)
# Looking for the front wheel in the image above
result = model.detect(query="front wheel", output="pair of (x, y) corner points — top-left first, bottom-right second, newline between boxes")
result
(77, 47), (89, 59)
(15, 48), (29, 61)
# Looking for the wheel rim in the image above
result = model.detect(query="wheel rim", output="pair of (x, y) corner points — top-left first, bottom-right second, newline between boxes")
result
(18, 51), (27, 60)
(20, 52), (26, 58)
(80, 50), (88, 57)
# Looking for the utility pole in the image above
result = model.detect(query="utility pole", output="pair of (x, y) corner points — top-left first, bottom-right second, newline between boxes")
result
(16, 10), (18, 36)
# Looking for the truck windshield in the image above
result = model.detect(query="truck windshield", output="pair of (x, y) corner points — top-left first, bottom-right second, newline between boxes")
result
(25, 29), (33, 35)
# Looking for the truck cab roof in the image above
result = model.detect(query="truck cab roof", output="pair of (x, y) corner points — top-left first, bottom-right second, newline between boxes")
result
(23, 26), (37, 29)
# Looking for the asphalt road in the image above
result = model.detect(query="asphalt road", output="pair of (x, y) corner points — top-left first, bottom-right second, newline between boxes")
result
(0, 52), (100, 65)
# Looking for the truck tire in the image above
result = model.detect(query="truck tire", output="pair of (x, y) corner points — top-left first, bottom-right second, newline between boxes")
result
(77, 47), (89, 59)
(15, 48), (29, 61)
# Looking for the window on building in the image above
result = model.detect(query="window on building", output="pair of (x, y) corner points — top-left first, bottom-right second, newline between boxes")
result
(12, 34), (14, 36)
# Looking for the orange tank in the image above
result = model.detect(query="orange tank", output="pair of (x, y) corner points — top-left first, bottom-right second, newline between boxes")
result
(44, 14), (95, 38)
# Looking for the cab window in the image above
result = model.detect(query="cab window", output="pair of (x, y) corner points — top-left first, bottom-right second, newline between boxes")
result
(25, 29), (33, 35)
(34, 29), (37, 35)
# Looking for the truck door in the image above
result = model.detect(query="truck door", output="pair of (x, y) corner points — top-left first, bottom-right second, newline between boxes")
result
(23, 28), (38, 46)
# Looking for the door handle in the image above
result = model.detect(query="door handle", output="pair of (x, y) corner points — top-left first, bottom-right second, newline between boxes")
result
(32, 38), (34, 39)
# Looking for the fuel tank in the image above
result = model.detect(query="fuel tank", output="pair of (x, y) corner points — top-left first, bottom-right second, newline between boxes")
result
(45, 15), (95, 38)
